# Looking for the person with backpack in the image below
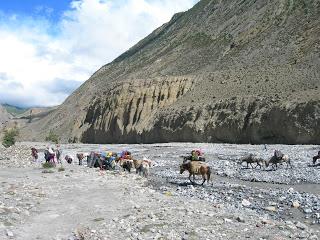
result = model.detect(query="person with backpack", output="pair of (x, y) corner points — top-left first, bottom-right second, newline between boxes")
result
(65, 155), (73, 164)
(87, 152), (102, 168)
(274, 150), (284, 160)
(191, 150), (199, 161)
(54, 145), (62, 164)
(48, 147), (55, 163)
(44, 147), (50, 163)
(31, 147), (38, 162)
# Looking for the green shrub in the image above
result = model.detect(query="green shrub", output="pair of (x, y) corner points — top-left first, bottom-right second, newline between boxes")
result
(45, 130), (59, 144)
(58, 167), (65, 172)
(2, 127), (19, 148)
(42, 162), (55, 169)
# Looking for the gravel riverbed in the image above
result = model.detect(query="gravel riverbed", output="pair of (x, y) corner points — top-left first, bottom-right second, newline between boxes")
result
(0, 142), (319, 239)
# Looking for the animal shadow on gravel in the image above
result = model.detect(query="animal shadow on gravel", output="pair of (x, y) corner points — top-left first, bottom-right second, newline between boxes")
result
(265, 168), (276, 172)
(308, 163), (320, 167)
(168, 180), (210, 188)
(240, 167), (264, 171)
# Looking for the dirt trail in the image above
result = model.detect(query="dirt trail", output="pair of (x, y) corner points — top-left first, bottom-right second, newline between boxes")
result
(0, 166), (129, 240)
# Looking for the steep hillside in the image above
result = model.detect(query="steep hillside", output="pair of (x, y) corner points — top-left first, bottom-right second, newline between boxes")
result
(21, 0), (320, 144)
(16, 106), (57, 120)
(0, 104), (12, 125)
(2, 104), (27, 116)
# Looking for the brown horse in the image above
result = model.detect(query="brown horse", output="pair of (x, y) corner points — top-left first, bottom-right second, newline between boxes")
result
(239, 154), (265, 169)
(266, 154), (292, 170)
(180, 161), (211, 185)
(132, 159), (152, 174)
(117, 158), (134, 172)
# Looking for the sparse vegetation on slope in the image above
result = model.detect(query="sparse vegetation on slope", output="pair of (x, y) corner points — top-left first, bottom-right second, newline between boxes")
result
(20, 0), (320, 144)
(3, 104), (28, 116)
(45, 130), (59, 144)
(2, 127), (19, 148)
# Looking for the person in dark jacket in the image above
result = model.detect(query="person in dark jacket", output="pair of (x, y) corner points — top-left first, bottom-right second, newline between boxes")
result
(31, 148), (38, 162)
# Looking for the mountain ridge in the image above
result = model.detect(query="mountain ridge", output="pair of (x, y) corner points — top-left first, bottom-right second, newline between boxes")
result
(20, 0), (320, 144)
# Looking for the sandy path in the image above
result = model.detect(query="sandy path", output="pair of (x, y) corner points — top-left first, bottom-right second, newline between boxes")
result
(0, 166), (127, 240)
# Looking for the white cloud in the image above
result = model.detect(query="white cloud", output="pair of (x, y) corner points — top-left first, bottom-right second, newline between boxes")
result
(0, 0), (198, 107)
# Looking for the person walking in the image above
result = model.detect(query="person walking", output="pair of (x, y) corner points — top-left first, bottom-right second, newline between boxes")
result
(31, 147), (38, 162)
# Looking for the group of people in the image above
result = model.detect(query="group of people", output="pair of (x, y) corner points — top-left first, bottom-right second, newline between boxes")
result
(85, 151), (120, 170)
(30, 146), (154, 178)
(31, 145), (62, 165)
(30, 146), (135, 171)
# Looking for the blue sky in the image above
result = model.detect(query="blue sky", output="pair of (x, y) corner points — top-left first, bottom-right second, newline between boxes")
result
(0, 0), (70, 21)
(0, 0), (198, 108)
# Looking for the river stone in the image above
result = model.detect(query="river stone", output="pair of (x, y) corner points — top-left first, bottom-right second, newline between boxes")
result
(268, 201), (277, 206)
(236, 216), (245, 223)
(298, 231), (309, 239)
(292, 201), (300, 208)
(295, 222), (308, 230)
(264, 206), (277, 212)
(261, 219), (273, 225)
(6, 229), (14, 237)
(309, 235), (319, 240)
(303, 209), (312, 214)
(287, 188), (295, 194)
(278, 196), (286, 201)
(242, 199), (251, 207)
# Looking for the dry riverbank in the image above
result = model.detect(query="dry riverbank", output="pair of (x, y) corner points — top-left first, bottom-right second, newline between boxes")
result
(0, 142), (319, 239)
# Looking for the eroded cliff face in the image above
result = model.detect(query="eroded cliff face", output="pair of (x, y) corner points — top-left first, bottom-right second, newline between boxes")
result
(145, 98), (320, 144)
(79, 77), (194, 143)
(78, 92), (320, 144)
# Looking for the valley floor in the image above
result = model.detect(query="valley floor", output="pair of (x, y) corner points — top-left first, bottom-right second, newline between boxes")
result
(0, 142), (319, 240)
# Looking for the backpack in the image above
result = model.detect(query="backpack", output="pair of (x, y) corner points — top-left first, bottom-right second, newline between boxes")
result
(274, 150), (284, 159)
(44, 150), (50, 161)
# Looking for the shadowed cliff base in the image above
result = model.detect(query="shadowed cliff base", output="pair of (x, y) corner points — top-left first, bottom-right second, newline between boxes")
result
(80, 98), (320, 144)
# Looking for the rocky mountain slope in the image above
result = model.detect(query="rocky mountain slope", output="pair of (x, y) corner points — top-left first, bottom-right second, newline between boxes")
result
(2, 104), (27, 116)
(0, 104), (56, 140)
(15, 106), (56, 120)
(0, 105), (11, 125)
(21, 0), (320, 144)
